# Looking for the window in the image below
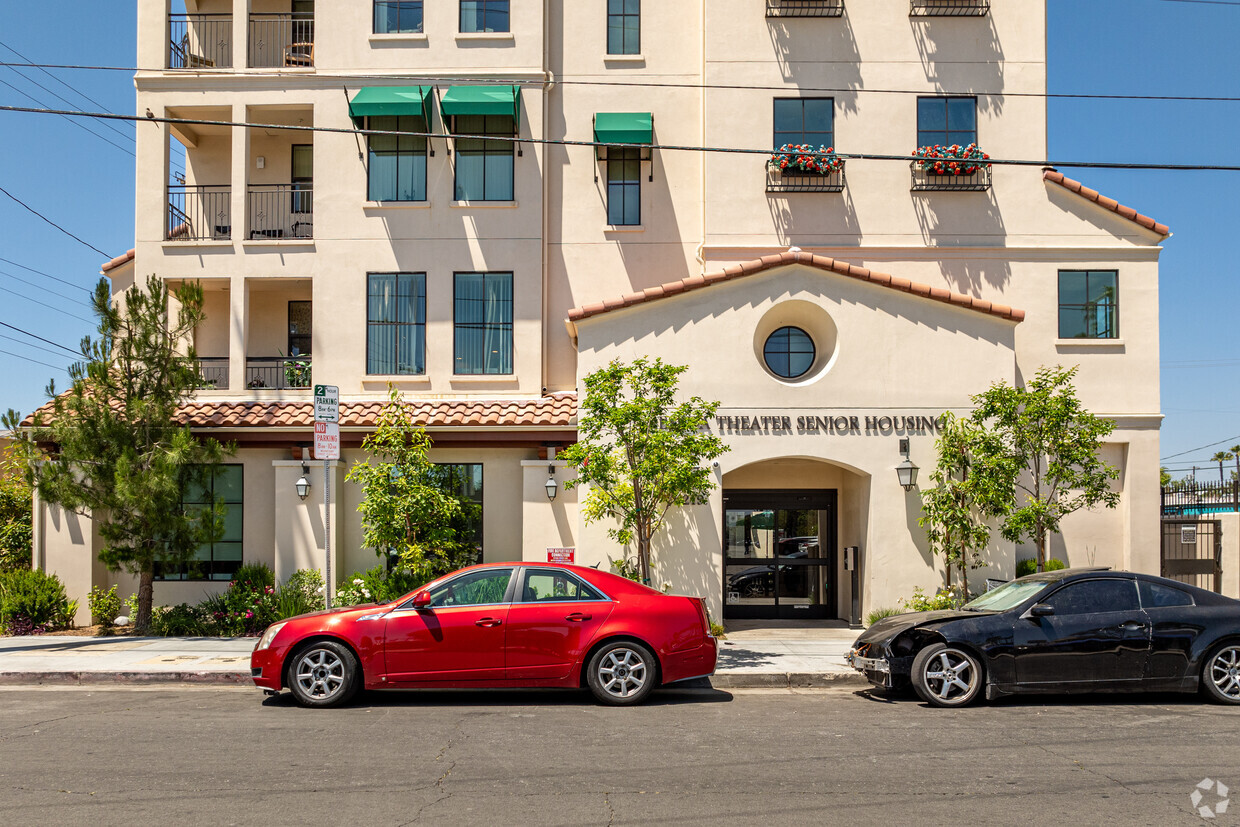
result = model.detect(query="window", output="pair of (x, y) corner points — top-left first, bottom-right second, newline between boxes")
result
(917, 96), (976, 147)
(607, 0), (640, 55)
(454, 272), (513, 374)
(367, 273), (426, 374)
(1058, 270), (1118, 339)
(156, 465), (243, 581)
(460, 0), (509, 32)
(375, 0), (423, 33)
(764, 327), (815, 379)
(291, 144), (313, 216)
(520, 569), (606, 602)
(426, 568), (512, 607)
(368, 115), (427, 202)
(288, 300), (311, 356)
(607, 147), (641, 225)
(1043, 579), (1140, 615)
(453, 115), (515, 201)
(1140, 581), (1194, 608)
(773, 98), (834, 152)
(429, 463), (484, 564)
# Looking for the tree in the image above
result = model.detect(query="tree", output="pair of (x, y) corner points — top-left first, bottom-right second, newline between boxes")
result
(918, 414), (995, 599)
(345, 387), (477, 585)
(560, 358), (729, 583)
(2, 276), (230, 632)
(1231, 446), (1240, 483)
(1160, 466), (1172, 488)
(967, 365), (1120, 573)
(0, 443), (33, 571)
(1211, 451), (1234, 484)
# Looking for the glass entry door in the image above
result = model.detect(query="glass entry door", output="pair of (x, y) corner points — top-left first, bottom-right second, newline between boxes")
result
(723, 490), (836, 619)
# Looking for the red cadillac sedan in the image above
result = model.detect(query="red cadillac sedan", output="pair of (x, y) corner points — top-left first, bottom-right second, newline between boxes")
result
(251, 562), (718, 707)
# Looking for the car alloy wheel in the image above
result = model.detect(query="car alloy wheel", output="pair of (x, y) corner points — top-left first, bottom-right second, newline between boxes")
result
(287, 641), (360, 708)
(1204, 644), (1240, 705)
(587, 641), (656, 705)
(911, 642), (983, 708)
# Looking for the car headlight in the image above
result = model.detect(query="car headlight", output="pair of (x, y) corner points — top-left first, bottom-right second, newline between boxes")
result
(255, 621), (287, 651)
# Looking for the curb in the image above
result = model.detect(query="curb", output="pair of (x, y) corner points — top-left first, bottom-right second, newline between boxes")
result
(0, 671), (250, 686)
(705, 672), (868, 689)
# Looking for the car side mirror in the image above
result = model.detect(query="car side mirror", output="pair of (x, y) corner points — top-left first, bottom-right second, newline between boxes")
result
(412, 591), (431, 610)
(1030, 603), (1054, 618)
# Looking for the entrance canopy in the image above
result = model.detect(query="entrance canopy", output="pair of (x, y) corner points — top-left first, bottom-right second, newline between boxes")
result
(348, 86), (433, 128)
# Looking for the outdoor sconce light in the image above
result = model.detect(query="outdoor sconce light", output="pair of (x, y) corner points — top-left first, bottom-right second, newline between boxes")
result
(545, 463), (558, 501)
(895, 438), (919, 492)
(295, 462), (311, 501)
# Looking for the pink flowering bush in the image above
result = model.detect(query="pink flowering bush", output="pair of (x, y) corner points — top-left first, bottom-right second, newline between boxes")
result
(911, 143), (991, 176)
(205, 563), (278, 636)
(769, 144), (844, 175)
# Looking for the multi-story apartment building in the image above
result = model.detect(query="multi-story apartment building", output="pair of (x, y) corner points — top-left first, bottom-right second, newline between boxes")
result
(35, 0), (1166, 625)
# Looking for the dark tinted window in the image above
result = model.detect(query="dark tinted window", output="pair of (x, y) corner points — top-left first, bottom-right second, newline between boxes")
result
(427, 568), (511, 607)
(520, 569), (606, 602)
(1139, 581), (1194, 608)
(1043, 579), (1140, 615)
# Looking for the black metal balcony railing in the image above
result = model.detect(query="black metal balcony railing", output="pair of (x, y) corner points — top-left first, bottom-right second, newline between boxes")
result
(168, 14), (232, 69)
(1162, 480), (1240, 516)
(247, 184), (313, 239)
(767, 165), (846, 193)
(909, 0), (990, 17)
(910, 162), (992, 192)
(246, 356), (312, 390)
(248, 14), (315, 68)
(167, 185), (231, 241)
(766, 0), (845, 18)
(194, 357), (230, 390)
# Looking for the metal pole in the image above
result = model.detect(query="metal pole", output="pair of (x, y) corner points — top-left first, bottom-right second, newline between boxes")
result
(324, 458), (332, 609)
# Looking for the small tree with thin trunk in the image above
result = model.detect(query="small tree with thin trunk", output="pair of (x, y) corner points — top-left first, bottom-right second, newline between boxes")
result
(918, 413), (994, 599)
(3, 276), (231, 632)
(560, 358), (729, 584)
(967, 365), (1119, 572)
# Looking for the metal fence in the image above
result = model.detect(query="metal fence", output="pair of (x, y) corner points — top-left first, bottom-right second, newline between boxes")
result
(910, 162), (992, 192)
(246, 357), (312, 390)
(169, 14), (232, 69)
(766, 166), (846, 193)
(167, 185), (231, 241)
(195, 357), (230, 390)
(247, 184), (313, 239)
(765, 0), (845, 17)
(909, 0), (990, 16)
(1161, 519), (1223, 593)
(1162, 480), (1240, 516)
(248, 14), (315, 68)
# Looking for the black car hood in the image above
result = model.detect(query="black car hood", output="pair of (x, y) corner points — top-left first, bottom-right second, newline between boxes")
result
(853, 609), (984, 648)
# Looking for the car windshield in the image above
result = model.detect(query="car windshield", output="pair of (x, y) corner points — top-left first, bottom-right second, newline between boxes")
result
(961, 580), (1048, 612)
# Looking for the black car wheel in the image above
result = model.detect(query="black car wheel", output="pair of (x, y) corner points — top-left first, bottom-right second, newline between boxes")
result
(286, 641), (361, 708)
(587, 641), (657, 706)
(911, 642), (984, 708)
(1202, 643), (1240, 705)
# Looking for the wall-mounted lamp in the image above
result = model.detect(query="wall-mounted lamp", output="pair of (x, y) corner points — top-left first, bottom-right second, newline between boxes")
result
(895, 438), (919, 492)
(295, 462), (312, 501)
(545, 463), (558, 501)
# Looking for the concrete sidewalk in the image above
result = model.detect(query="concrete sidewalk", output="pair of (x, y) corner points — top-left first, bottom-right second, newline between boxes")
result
(0, 622), (867, 690)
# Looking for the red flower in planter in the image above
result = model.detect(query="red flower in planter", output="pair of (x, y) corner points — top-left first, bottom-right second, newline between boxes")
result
(769, 143), (845, 175)
(912, 143), (991, 176)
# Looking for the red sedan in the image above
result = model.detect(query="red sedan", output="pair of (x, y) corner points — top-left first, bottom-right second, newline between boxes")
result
(250, 562), (718, 707)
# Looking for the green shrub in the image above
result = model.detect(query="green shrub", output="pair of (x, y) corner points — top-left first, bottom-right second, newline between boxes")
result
(123, 591), (139, 621)
(88, 585), (123, 627)
(336, 565), (430, 607)
(866, 606), (902, 626)
(0, 569), (71, 632)
(900, 586), (960, 613)
(153, 603), (209, 637)
(273, 569), (325, 620)
(232, 562), (275, 590)
(1015, 558), (1067, 578)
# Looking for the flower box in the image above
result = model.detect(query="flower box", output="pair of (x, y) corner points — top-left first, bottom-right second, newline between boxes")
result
(770, 144), (845, 176)
(910, 144), (992, 191)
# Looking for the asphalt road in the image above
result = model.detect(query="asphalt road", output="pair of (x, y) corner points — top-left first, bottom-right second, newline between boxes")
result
(1, 685), (1237, 826)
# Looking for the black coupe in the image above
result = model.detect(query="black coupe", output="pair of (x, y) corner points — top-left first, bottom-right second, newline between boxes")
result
(848, 568), (1240, 708)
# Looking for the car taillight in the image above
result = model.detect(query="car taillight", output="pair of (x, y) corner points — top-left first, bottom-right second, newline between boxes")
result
(691, 597), (710, 635)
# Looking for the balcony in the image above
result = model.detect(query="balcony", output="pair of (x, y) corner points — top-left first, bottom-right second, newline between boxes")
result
(167, 185), (231, 241)
(767, 165), (845, 193)
(909, 0), (989, 16)
(766, 0), (844, 17)
(910, 162), (991, 192)
(168, 13), (232, 69)
(246, 356), (312, 390)
(248, 13), (315, 68)
(247, 185), (313, 240)
(194, 357), (230, 390)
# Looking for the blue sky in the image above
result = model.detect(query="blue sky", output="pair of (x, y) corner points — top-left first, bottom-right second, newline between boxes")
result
(0, 0), (1237, 477)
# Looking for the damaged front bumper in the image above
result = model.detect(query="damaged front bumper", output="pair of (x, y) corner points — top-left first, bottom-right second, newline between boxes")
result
(847, 644), (911, 689)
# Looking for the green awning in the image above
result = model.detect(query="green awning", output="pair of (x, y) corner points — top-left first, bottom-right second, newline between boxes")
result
(594, 112), (653, 146)
(348, 86), (433, 128)
(439, 85), (521, 121)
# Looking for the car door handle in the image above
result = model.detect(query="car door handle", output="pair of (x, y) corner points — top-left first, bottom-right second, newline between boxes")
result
(565, 613), (592, 622)
(1118, 621), (1146, 631)
(475, 618), (502, 628)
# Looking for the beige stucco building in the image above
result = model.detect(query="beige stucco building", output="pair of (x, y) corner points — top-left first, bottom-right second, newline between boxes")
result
(32, 0), (1167, 625)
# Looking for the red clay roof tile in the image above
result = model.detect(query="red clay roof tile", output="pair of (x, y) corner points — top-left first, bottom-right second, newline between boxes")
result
(101, 249), (135, 273)
(1043, 170), (1170, 236)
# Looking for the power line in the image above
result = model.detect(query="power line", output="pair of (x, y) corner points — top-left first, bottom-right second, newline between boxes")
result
(0, 284), (94, 323)
(0, 331), (78, 361)
(0, 75), (134, 159)
(1161, 435), (1240, 462)
(0, 320), (81, 356)
(0, 184), (113, 258)
(0, 267), (95, 308)
(0, 257), (96, 296)
(0, 347), (72, 373)
(5, 102), (1240, 173)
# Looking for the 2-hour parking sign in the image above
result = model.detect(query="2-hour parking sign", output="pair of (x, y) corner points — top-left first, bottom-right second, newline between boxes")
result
(314, 384), (339, 423)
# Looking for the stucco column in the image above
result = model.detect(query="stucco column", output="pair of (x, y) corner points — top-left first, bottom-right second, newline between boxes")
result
(521, 460), (578, 564)
(34, 492), (98, 625)
(230, 103), (249, 242)
(272, 459), (344, 592)
(232, 0), (249, 70)
(227, 277), (249, 391)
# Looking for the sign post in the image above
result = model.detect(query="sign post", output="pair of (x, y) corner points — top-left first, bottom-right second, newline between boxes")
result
(313, 384), (340, 609)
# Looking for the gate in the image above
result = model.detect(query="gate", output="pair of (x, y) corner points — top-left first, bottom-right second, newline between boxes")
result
(1161, 519), (1222, 593)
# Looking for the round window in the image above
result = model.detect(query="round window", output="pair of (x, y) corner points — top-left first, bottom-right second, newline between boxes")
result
(763, 326), (816, 379)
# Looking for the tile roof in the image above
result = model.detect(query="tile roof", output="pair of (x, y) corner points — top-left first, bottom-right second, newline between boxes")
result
(101, 249), (135, 273)
(23, 394), (578, 430)
(1043, 169), (1170, 236)
(566, 251), (1025, 336)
